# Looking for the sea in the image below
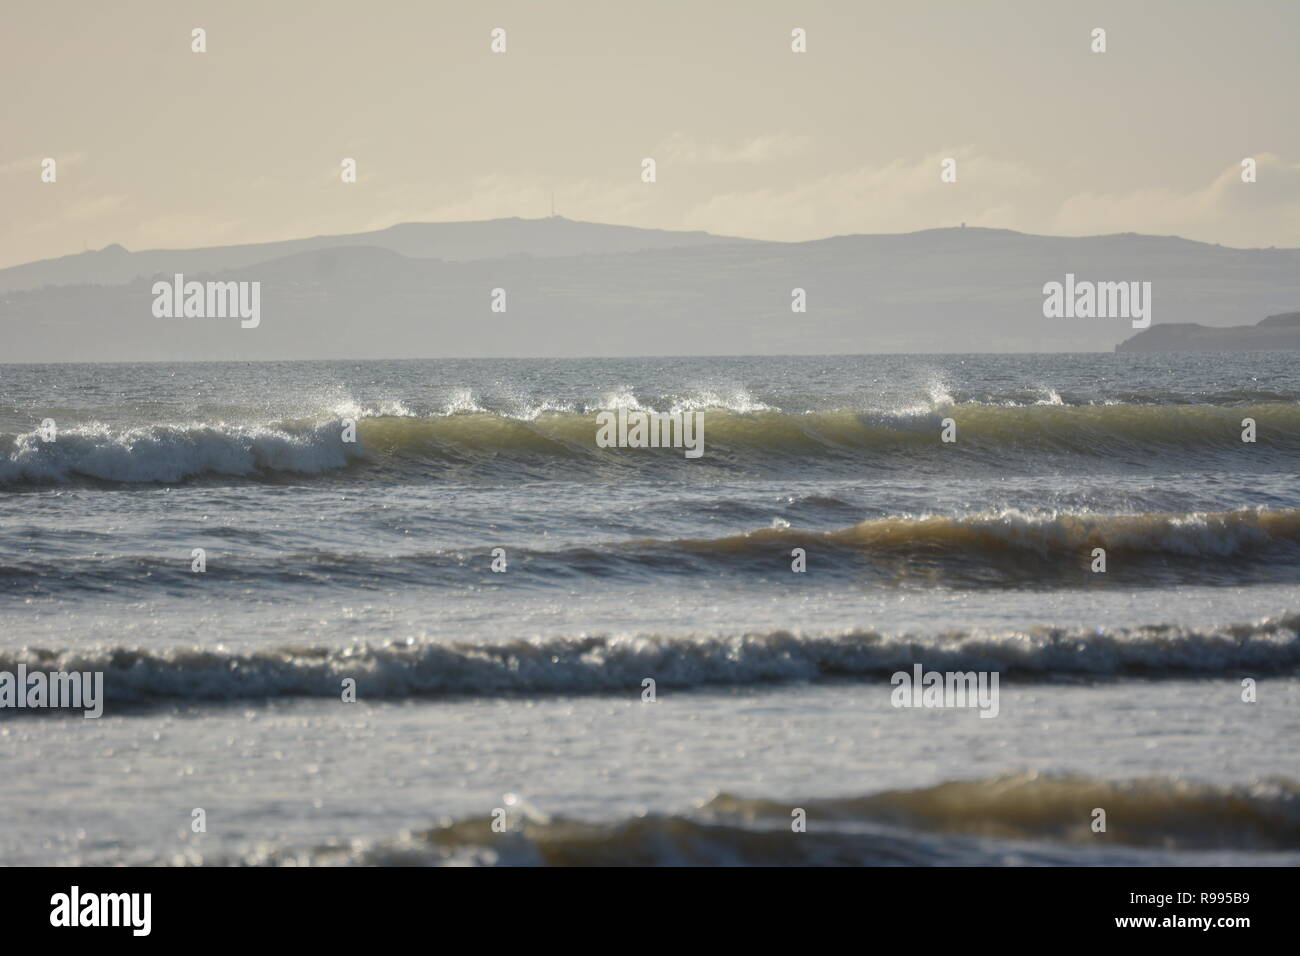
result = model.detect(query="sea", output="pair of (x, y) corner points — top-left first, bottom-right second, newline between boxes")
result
(1, 352), (1297, 865)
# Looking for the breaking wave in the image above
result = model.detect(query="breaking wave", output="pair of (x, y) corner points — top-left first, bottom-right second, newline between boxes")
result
(174, 773), (1300, 865)
(682, 507), (1300, 560)
(2, 400), (1296, 485)
(0, 421), (361, 485)
(3, 615), (1296, 715)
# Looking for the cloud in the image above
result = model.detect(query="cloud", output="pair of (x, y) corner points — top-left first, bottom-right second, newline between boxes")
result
(669, 149), (1299, 248)
(652, 132), (812, 166)
(676, 148), (1040, 240)
(4, 144), (1295, 270)
(0, 153), (89, 180)
(360, 173), (658, 232)
(1051, 154), (1300, 247)
(62, 194), (129, 222)
(121, 214), (248, 251)
(293, 149), (1300, 252)
(0, 152), (86, 177)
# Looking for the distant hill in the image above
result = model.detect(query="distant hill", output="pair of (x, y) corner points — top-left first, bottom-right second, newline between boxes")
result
(1, 219), (1298, 361)
(1116, 311), (1300, 352)
(0, 217), (758, 295)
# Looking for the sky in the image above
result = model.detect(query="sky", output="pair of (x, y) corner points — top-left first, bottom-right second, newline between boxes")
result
(2, 0), (1298, 269)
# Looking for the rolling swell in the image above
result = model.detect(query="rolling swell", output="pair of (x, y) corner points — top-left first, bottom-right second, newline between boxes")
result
(3, 508), (1297, 597)
(2, 400), (1297, 485)
(688, 507), (1300, 559)
(3, 615), (1296, 715)
(183, 773), (1300, 865)
(576, 507), (1300, 587)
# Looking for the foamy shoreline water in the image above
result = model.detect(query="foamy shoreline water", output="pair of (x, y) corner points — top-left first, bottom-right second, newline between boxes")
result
(5, 680), (1297, 866)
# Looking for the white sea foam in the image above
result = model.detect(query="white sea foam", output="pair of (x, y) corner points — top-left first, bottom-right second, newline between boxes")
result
(1, 617), (1293, 711)
(0, 422), (362, 484)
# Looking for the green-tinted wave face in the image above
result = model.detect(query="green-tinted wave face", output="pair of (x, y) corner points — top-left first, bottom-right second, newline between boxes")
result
(190, 773), (1300, 866)
(701, 773), (1300, 851)
(4, 399), (1297, 485)
(357, 401), (1300, 457)
(694, 507), (1300, 556)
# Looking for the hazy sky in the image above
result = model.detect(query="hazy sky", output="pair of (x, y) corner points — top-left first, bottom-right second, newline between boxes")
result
(2, 0), (1297, 268)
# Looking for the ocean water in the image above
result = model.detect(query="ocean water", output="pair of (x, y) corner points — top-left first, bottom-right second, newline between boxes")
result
(1, 352), (1298, 866)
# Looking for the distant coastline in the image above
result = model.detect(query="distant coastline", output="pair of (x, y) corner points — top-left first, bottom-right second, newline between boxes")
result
(1116, 311), (1300, 352)
(3, 219), (1299, 362)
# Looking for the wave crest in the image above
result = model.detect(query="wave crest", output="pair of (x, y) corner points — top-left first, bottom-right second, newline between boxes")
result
(0, 421), (360, 484)
(3, 401), (1296, 484)
(691, 507), (1300, 560)
(3, 616), (1296, 715)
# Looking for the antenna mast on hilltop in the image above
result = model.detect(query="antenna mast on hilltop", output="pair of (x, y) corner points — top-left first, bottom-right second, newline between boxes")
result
(550, 190), (556, 218)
